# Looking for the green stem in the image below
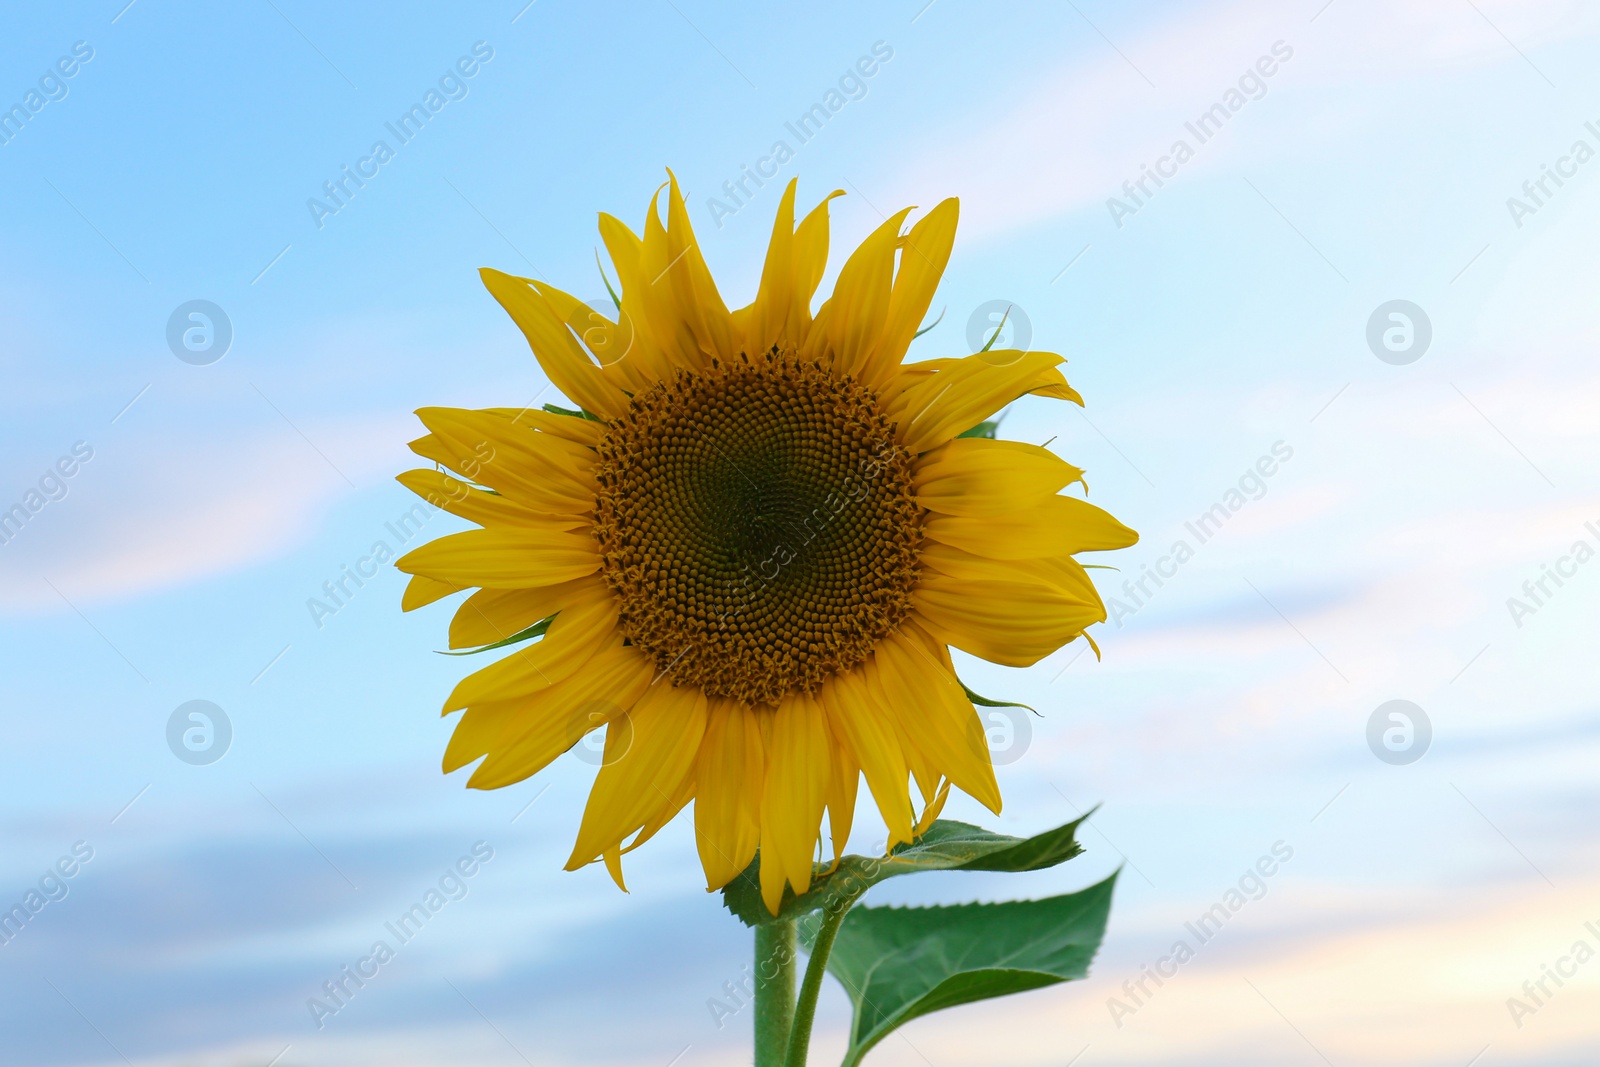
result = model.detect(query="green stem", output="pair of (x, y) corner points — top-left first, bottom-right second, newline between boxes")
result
(784, 894), (860, 1067)
(754, 919), (796, 1066)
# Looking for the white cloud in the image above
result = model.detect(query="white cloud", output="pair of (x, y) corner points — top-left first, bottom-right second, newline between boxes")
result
(0, 413), (415, 613)
(881, 0), (1600, 242)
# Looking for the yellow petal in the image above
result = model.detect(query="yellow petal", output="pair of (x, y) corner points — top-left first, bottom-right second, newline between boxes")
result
(858, 199), (958, 390)
(824, 728), (860, 869)
(924, 494), (1139, 559)
(596, 211), (674, 382)
(912, 569), (1105, 668)
(889, 354), (1085, 405)
(415, 407), (597, 514)
(531, 280), (649, 395)
(479, 268), (627, 419)
(887, 350), (1082, 453)
(914, 778), (951, 835)
(623, 767), (695, 855)
(442, 701), (520, 774)
(919, 540), (1102, 604)
(467, 641), (655, 789)
(597, 211), (643, 274)
(758, 691), (831, 913)
(666, 170), (737, 355)
(742, 179), (797, 357)
(914, 438), (1084, 517)
(447, 578), (604, 650)
(638, 185), (705, 370)
(818, 666), (914, 848)
(443, 584), (618, 712)
(636, 177), (738, 370)
(872, 626), (1000, 813)
(807, 208), (913, 375)
(401, 573), (464, 611)
(395, 527), (599, 589)
(901, 740), (942, 825)
(567, 681), (708, 868)
(397, 468), (587, 531)
(484, 406), (605, 447)
(694, 700), (764, 891)
(789, 189), (845, 343)
(857, 652), (941, 827)
(407, 432), (457, 472)
(603, 846), (628, 892)
(440, 620), (623, 773)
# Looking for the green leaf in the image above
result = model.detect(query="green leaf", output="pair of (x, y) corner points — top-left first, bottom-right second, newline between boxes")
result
(818, 874), (1116, 1066)
(435, 617), (552, 656)
(960, 681), (1035, 714)
(720, 814), (1091, 927)
(956, 420), (999, 440)
(541, 403), (603, 421)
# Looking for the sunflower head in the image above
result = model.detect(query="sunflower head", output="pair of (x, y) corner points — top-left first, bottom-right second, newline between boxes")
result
(396, 173), (1137, 914)
(594, 349), (924, 706)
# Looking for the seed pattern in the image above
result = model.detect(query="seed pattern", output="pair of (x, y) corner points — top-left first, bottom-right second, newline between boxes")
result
(593, 351), (923, 706)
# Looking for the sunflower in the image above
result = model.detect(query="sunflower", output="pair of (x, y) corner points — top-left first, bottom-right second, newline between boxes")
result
(395, 174), (1136, 913)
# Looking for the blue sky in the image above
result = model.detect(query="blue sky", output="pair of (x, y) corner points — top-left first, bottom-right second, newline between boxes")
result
(3, 1), (1599, 1064)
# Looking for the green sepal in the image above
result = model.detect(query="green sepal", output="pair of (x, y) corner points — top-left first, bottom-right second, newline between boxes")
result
(912, 306), (946, 339)
(958, 405), (1010, 440)
(977, 306), (1013, 353)
(813, 874), (1117, 1066)
(720, 814), (1091, 927)
(541, 403), (603, 421)
(960, 681), (1036, 714)
(435, 616), (552, 656)
(595, 249), (622, 311)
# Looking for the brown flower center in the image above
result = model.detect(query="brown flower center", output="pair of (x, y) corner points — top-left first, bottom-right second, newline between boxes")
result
(593, 352), (922, 706)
